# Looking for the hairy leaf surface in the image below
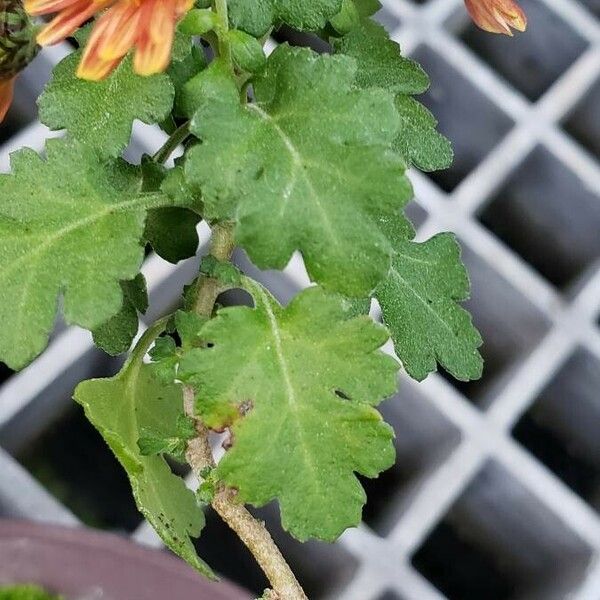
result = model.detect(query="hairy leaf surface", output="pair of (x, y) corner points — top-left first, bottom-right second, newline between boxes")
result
(39, 54), (174, 157)
(332, 20), (452, 171)
(179, 282), (398, 541)
(185, 46), (412, 296)
(92, 274), (148, 355)
(228, 0), (342, 36)
(0, 139), (173, 369)
(75, 324), (213, 577)
(375, 229), (483, 381)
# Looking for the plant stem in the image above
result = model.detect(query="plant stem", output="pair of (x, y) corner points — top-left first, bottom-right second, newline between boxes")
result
(153, 121), (190, 164)
(184, 222), (307, 600)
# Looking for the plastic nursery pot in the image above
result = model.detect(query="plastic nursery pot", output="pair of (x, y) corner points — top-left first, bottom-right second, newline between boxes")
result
(0, 520), (250, 600)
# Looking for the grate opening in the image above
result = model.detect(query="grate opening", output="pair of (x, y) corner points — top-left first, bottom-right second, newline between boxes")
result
(458, 0), (588, 101)
(377, 592), (403, 600)
(578, 0), (600, 17)
(412, 520), (515, 600)
(513, 348), (600, 511)
(478, 145), (600, 291)
(413, 460), (593, 599)
(361, 385), (461, 535)
(563, 78), (600, 159)
(0, 364), (14, 386)
(16, 402), (143, 531)
(410, 45), (514, 192)
(440, 243), (551, 405)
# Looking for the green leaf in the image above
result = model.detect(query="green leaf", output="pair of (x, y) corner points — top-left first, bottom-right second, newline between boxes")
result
(92, 274), (148, 355)
(330, 0), (361, 34)
(353, 0), (381, 17)
(141, 159), (201, 263)
(144, 207), (201, 263)
(228, 0), (342, 36)
(392, 95), (453, 173)
(74, 323), (214, 578)
(332, 19), (429, 94)
(179, 281), (398, 541)
(185, 45), (412, 296)
(0, 585), (62, 600)
(332, 20), (452, 171)
(375, 229), (483, 381)
(227, 29), (266, 73)
(0, 138), (174, 369)
(38, 54), (174, 157)
(168, 35), (206, 119)
(179, 8), (219, 35)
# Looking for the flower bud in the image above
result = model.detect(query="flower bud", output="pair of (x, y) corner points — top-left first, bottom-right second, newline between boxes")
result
(0, 0), (39, 78)
(0, 0), (38, 121)
(464, 0), (527, 35)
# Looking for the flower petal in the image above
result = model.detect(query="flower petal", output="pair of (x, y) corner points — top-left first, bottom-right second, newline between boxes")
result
(464, 0), (527, 35)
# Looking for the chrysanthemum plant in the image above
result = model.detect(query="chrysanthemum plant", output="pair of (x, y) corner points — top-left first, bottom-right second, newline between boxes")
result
(0, 0), (526, 597)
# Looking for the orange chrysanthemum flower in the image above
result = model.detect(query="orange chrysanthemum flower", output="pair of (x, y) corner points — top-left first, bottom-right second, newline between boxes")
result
(464, 0), (527, 35)
(26, 0), (193, 80)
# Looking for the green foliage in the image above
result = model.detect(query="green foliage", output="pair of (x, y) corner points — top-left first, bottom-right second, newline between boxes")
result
(185, 45), (413, 296)
(228, 0), (342, 36)
(374, 225), (483, 381)
(74, 322), (214, 578)
(1, 0), (485, 585)
(0, 139), (176, 369)
(92, 274), (148, 355)
(331, 17), (452, 171)
(0, 585), (62, 600)
(178, 281), (398, 541)
(38, 54), (174, 157)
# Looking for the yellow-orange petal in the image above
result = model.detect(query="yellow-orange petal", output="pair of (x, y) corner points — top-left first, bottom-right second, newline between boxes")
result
(25, 0), (83, 17)
(133, 0), (175, 76)
(464, 0), (527, 35)
(77, 14), (123, 80)
(36, 0), (106, 45)
(94, 1), (140, 61)
(0, 78), (15, 123)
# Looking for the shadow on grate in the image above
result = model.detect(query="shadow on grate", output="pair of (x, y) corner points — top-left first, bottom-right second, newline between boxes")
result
(16, 401), (143, 531)
(513, 347), (600, 512)
(360, 383), (461, 536)
(578, 0), (600, 17)
(0, 363), (14, 387)
(377, 591), (403, 600)
(563, 78), (600, 159)
(410, 45), (514, 192)
(478, 145), (600, 292)
(194, 504), (359, 599)
(457, 0), (588, 101)
(0, 80), (38, 144)
(439, 242), (551, 405)
(412, 460), (593, 600)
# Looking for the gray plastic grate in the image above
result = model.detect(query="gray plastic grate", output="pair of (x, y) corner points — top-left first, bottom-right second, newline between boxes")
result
(0, 0), (599, 598)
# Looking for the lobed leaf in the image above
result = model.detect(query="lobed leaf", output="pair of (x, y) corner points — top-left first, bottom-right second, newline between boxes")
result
(38, 54), (174, 157)
(185, 46), (413, 296)
(332, 19), (452, 171)
(74, 323), (214, 578)
(375, 225), (483, 381)
(179, 282), (399, 541)
(92, 274), (148, 355)
(228, 0), (342, 36)
(0, 138), (176, 369)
